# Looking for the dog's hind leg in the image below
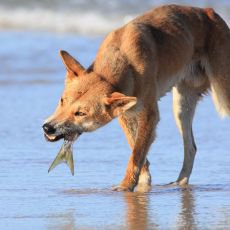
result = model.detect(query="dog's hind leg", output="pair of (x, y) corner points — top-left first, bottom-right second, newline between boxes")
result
(118, 114), (152, 192)
(172, 79), (208, 185)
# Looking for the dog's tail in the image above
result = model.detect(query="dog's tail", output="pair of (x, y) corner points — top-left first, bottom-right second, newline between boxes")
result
(205, 8), (230, 117)
(210, 80), (230, 118)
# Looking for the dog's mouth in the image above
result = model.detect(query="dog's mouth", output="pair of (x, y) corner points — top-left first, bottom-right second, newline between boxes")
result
(44, 132), (82, 142)
(44, 133), (64, 142)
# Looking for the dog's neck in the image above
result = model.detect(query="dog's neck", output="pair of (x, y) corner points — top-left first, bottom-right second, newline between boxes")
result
(91, 47), (135, 96)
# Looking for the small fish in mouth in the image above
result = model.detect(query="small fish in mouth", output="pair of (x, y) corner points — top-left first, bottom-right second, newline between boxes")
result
(48, 140), (74, 175)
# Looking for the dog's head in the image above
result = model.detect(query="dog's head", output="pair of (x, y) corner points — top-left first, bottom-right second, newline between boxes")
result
(43, 50), (137, 142)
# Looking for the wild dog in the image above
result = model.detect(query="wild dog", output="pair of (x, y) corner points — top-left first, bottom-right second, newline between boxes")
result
(43, 4), (230, 191)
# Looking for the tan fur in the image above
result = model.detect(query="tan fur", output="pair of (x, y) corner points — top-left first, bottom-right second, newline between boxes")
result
(43, 5), (230, 191)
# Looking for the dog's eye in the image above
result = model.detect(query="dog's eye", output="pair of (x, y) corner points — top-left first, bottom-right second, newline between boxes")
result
(75, 111), (86, 116)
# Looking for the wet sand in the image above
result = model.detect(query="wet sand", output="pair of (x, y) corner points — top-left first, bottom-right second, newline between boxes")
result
(0, 31), (230, 229)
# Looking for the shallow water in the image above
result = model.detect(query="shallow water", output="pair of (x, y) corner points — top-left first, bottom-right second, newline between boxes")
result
(0, 30), (230, 229)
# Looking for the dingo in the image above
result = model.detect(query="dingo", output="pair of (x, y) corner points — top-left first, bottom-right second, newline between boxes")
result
(43, 4), (230, 191)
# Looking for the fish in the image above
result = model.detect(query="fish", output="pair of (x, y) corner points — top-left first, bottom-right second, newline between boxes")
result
(48, 140), (74, 175)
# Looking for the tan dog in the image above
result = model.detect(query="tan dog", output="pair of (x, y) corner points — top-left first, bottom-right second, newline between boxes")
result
(43, 4), (230, 191)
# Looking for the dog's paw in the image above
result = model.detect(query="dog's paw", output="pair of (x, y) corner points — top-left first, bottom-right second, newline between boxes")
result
(167, 181), (179, 186)
(111, 184), (133, 192)
(167, 179), (189, 187)
(135, 184), (151, 193)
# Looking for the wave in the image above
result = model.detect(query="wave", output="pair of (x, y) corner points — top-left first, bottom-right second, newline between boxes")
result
(0, 2), (229, 35)
(0, 7), (137, 35)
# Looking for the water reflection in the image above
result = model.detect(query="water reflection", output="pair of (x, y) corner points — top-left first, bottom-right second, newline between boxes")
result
(176, 187), (197, 230)
(123, 186), (198, 230)
(47, 210), (76, 230)
(46, 185), (230, 229)
(123, 192), (156, 230)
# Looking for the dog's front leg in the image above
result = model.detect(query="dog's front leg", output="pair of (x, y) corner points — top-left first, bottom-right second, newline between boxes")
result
(118, 113), (151, 192)
(113, 105), (159, 192)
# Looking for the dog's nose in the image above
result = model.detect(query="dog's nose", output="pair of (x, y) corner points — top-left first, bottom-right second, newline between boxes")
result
(43, 123), (56, 135)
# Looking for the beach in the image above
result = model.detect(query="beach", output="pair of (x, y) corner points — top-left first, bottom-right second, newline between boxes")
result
(0, 1), (230, 229)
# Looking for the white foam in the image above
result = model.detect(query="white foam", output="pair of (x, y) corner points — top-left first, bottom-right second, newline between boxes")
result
(0, 7), (133, 35)
(0, 5), (228, 35)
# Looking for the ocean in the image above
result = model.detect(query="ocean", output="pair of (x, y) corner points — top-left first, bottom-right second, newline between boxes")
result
(0, 0), (229, 34)
(0, 1), (230, 229)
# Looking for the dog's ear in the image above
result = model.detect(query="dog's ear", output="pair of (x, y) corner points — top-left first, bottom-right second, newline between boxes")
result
(104, 92), (137, 117)
(59, 50), (85, 77)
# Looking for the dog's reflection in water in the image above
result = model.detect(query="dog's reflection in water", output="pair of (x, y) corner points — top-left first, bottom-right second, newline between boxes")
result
(124, 186), (196, 230)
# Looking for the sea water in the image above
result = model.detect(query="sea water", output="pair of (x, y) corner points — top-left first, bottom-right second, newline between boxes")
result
(0, 1), (230, 229)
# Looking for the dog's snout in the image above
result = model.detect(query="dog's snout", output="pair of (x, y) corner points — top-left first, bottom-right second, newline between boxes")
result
(43, 123), (56, 135)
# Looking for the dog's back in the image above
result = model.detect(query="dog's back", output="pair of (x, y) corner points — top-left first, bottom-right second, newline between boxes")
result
(95, 4), (230, 116)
